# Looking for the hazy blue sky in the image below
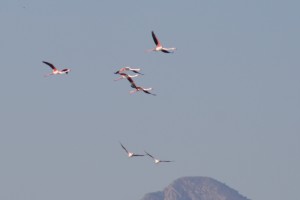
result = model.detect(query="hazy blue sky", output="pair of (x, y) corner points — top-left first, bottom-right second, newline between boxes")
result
(0, 1), (299, 200)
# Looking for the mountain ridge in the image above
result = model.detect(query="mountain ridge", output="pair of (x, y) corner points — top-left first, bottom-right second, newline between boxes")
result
(141, 176), (250, 200)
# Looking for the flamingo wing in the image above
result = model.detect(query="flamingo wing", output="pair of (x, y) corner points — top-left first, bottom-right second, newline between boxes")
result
(151, 31), (161, 46)
(132, 70), (144, 75)
(126, 77), (136, 85)
(132, 154), (145, 157)
(120, 143), (129, 154)
(144, 91), (153, 95)
(142, 89), (156, 96)
(160, 160), (173, 163)
(130, 82), (138, 89)
(43, 61), (57, 70)
(145, 151), (155, 159)
(118, 73), (128, 78)
(161, 49), (171, 53)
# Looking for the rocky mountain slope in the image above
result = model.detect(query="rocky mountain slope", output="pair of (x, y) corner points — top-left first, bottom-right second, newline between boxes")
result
(141, 176), (250, 200)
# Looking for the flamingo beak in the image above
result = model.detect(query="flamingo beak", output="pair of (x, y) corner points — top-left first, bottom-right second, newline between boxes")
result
(114, 71), (119, 74)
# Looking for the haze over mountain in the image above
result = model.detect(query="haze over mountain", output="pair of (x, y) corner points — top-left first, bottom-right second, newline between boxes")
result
(141, 177), (250, 200)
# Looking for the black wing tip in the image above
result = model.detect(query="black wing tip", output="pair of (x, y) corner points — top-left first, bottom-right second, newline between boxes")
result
(120, 143), (128, 152)
(42, 61), (55, 69)
(144, 151), (152, 157)
(151, 31), (156, 37)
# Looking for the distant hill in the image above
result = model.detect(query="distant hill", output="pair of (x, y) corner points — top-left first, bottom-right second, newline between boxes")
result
(141, 176), (250, 200)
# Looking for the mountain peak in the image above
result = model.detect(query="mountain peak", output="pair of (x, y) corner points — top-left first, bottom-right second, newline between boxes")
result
(141, 176), (250, 200)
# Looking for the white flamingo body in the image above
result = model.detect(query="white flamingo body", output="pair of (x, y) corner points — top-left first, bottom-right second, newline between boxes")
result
(154, 159), (160, 164)
(154, 46), (176, 53)
(147, 31), (176, 53)
(43, 61), (71, 77)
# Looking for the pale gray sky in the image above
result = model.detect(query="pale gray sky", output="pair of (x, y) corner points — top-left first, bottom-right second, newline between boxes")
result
(0, 1), (299, 200)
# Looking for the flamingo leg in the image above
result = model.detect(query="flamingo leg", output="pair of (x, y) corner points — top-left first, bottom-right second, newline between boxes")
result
(44, 73), (53, 77)
(145, 48), (154, 53)
(114, 77), (123, 81)
(129, 89), (138, 94)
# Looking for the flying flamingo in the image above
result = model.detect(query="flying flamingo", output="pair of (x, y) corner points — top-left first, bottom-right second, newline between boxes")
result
(114, 73), (139, 82)
(43, 61), (71, 77)
(144, 151), (173, 164)
(114, 67), (144, 75)
(120, 143), (145, 158)
(130, 82), (156, 96)
(147, 31), (176, 53)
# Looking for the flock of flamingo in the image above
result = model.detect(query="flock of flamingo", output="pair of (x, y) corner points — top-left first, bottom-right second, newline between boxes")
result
(120, 142), (173, 164)
(43, 31), (176, 163)
(43, 31), (176, 96)
(116, 31), (175, 164)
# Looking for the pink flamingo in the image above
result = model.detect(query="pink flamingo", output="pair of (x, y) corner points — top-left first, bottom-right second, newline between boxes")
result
(120, 143), (145, 158)
(43, 61), (71, 77)
(147, 31), (176, 53)
(130, 82), (156, 96)
(144, 151), (173, 164)
(114, 67), (144, 75)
